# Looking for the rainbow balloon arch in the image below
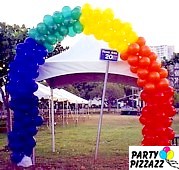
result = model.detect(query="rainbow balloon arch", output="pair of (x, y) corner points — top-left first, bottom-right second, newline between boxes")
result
(6, 3), (176, 167)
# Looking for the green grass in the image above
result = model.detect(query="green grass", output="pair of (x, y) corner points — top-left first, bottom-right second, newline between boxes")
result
(1, 114), (179, 159)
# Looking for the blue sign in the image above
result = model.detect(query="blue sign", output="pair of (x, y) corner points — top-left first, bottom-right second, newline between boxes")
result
(100, 49), (118, 61)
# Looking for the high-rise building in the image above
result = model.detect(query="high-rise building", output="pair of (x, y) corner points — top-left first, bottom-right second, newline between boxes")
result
(149, 45), (175, 59)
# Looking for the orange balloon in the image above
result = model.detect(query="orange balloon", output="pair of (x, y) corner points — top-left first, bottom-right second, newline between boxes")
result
(139, 45), (151, 57)
(148, 52), (157, 61)
(127, 55), (139, 66)
(139, 57), (151, 68)
(148, 72), (160, 83)
(157, 78), (169, 90)
(137, 68), (149, 79)
(137, 78), (146, 87)
(128, 43), (140, 55)
(159, 68), (168, 78)
(120, 52), (128, 61)
(149, 60), (162, 72)
(130, 66), (138, 73)
(136, 37), (146, 46)
(144, 82), (156, 93)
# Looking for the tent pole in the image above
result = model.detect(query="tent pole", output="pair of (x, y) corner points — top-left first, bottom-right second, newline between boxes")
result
(48, 99), (51, 130)
(95, 61), (109, 160)
(50, 88), (55, 152)
(63, 101), (65, 127)
(66, 101), (69, 125)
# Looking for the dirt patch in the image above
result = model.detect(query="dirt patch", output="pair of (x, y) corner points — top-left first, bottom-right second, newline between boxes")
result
(0, 152), (129, 170)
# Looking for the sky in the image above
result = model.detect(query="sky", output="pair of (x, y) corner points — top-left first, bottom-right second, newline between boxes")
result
(0, 0), (179, 52)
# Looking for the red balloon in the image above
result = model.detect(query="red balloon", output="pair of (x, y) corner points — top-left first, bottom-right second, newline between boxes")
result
(147, 72), (160, 83)
(156, 78), (169, 90)
(127, 55), (139, 66)
(165, 127), (175, 140)
(137, 68), (149, 79)
(142, 126), (155, 136)
(149, 60), (162, 72)
(120, 52), (128, 61)
(159, 68), (168, 78)
(136, 37), (146, 46)
(139, 45), (151, 56)
(130, 66), (138, 73)
(139, 57), (151, 68)
(128, 43), (140, 55)
(140, 90), (154, 103)
(137, 78), (146, 87)
(165, 105), (176, 117)
(163, 86), (174, 99)
(157, 138), (171, 146)
(148, 52), (157, 61)
(144, 82), (156, 93)
(141, 136), (156, 146)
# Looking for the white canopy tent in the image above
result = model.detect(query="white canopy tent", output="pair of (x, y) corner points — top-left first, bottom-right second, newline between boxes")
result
(35, 82), (67, 101)
(54, 88), (89, 104)
(37, 35), (137, 87)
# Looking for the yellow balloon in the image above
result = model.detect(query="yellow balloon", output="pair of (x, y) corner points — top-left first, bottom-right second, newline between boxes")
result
(81, 3), (92, 13)
(116, 41), (129, 54)
(103, 8), (114, 20)
(125, 32), (138, 44)
(167, 150), (174, 160)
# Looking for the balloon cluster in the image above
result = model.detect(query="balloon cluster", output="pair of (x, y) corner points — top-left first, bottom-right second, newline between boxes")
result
(120, 37), (176, 146)
(6, 38), (47, 163)
(159, 147), (174, 160)
(80, 3), (138, 53)
(28, 6), (84, 53)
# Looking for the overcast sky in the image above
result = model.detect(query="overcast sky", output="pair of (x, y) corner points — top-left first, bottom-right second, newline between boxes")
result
(0, 0), (179, 52)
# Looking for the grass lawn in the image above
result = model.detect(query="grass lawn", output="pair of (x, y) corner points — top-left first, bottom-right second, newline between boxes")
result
(0, 113), (179, 169)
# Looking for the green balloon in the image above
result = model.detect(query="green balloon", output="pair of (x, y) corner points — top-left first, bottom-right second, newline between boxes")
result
(43, 15), (54, 26)
(54, 32), (64, 42)
(43, 42), (55, 53)
(63, 18), (75, 27)
(73, 21), (84, 34)
(46, 34), (57, 45)
(37, 23), (48, 35)
(59, 25), (69, 36)
(71, 6), (81, 20)
(28, 28), (39, 39)
(53, 11), (64, 24)
(62, 6), (71, 19)
(68, 26), (76, 37)
(46, 23), (58, 33)
(35, 34), (46, 45)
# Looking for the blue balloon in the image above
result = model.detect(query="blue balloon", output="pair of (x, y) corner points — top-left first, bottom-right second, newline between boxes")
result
(34, 115), (44, 126)
(159, 150), (167, 160)
(10, 152), (24, 163)
(27, 125), (38, 136)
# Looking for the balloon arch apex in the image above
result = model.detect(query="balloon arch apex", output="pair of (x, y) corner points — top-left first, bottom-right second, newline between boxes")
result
(6, 3), (176, 167)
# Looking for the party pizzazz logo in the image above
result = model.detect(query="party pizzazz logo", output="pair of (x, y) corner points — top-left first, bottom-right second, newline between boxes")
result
(159, 147), (179, 169)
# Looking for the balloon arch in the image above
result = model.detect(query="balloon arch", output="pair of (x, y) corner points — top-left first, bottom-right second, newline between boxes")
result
(6, 3), (176, 166)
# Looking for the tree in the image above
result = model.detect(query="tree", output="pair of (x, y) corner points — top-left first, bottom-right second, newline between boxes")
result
(0, 22), (69, 132)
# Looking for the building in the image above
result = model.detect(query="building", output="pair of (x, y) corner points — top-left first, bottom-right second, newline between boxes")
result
(149, 45), (175, 60)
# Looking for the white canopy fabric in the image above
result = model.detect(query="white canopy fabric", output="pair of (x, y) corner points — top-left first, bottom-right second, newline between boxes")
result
(54, 88), (89, 104)
(35, 82), (88, 104)
(37, 35), (137, 87)
(35, 82), (67, 101)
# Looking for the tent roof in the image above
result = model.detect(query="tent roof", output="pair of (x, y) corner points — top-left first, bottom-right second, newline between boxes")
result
(34, 82), (67, 101)
(54, 88), (89, 104)
(37, 35), (137, 88)
(35, 83), (88, 104)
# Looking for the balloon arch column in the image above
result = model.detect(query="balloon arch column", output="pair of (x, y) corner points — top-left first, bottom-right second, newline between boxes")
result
(6, 3), (176, 167)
